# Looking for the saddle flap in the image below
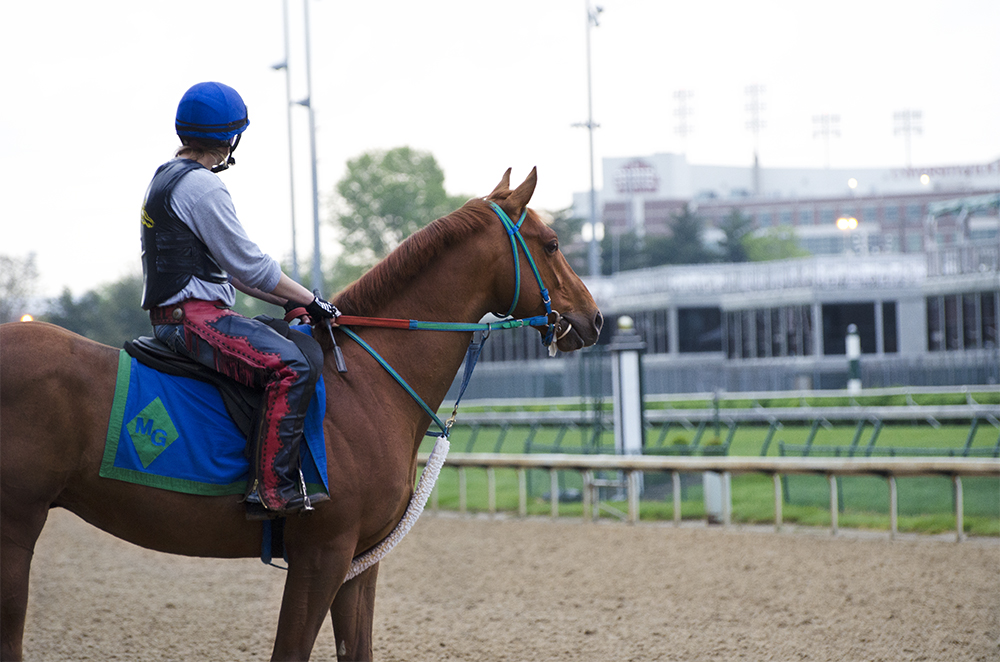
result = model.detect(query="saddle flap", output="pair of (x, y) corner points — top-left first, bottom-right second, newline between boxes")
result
(124, 336), (261, 440)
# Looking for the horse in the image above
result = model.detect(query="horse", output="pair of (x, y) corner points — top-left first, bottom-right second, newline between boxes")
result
(0, 167), (603, 661)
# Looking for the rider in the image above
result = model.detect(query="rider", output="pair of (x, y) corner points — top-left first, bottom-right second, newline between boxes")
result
(140, 81), (338, 518)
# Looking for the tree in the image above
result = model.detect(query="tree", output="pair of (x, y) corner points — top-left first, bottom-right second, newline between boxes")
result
(718, 209), (753, 262)
(601, 230), (649, 275)
(43, 274), (151, 346)
(643, 204), (715, 267)
(0, 253), (40, 323)
(541, 207), (588, 275)
(743, 227), (810, 262)
(331, 147), (468, 274)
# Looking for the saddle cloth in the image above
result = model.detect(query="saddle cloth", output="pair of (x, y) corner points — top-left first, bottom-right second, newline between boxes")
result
(100, 349), (329, 497)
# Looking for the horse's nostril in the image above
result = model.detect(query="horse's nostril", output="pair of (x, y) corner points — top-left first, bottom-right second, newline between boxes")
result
(594, 310), (604, 332)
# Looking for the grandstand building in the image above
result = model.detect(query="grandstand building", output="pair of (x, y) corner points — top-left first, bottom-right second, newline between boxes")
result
(572, 153), (1000, 257)
(452, 156), (999, 399)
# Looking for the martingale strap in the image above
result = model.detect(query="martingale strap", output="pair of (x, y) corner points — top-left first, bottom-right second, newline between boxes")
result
(341, 326), (487, 438)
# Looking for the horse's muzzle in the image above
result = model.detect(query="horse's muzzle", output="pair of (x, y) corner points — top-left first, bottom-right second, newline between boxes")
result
(554, 309), (603, 352)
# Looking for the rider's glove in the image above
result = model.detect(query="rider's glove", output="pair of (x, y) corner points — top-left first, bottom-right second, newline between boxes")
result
(305, 296), (340, 321)
(282, 300), (308, 323)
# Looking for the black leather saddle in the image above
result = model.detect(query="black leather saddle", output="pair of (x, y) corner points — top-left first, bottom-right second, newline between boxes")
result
(124, 316), (318, 441)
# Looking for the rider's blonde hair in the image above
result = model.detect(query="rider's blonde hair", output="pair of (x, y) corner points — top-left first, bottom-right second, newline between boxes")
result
(176, 137), (230, 168)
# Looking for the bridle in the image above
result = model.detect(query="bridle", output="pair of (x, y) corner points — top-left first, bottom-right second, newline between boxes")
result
(488, 201), (559, 349)
(290, 200), (569, 436)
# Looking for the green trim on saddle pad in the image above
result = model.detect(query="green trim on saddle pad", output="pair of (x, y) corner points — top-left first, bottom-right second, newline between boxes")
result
(99, 350), (328, 497)
(100, 350), (248, 496)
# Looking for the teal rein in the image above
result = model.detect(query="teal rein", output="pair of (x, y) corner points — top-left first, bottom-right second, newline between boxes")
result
(340, 326), (452, 434)
(336, 201), (557, 438)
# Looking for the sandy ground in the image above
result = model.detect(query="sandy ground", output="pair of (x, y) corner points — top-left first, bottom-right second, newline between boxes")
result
(18, 509), (1000, 661)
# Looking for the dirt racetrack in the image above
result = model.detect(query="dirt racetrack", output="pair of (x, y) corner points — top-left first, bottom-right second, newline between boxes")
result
(20, 509), (1000, 661)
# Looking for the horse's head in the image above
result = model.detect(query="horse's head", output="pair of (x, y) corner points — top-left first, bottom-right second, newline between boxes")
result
(484, 167), (603, 352)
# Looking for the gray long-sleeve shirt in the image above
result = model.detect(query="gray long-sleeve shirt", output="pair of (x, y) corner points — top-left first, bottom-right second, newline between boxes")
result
(159, 160), (281, 307)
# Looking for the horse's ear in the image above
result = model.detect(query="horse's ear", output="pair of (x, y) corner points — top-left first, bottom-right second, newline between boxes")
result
(489, 168), (513, 198)
(505, 167), (537, 217)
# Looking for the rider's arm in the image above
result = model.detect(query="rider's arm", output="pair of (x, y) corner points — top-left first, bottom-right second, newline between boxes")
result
(266, 272), (317, 308)
(231, 276), (286, 306)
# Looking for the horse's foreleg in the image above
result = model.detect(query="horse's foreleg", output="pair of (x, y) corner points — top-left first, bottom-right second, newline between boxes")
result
(270, 542), (353, 662)
(0, 503), (49, 662)
(330, 562), (379, 662)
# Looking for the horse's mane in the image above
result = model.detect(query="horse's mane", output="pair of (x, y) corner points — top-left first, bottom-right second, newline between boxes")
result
(334, 197), (500, 317)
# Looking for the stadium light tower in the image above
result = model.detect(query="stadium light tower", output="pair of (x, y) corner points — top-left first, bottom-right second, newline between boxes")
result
(674, 89), (694, 153)
(812, 113), (841, 169)
(894, 109), (922, 168)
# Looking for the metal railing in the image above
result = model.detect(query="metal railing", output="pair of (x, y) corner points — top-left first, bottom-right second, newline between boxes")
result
(420, 453), (1000, 542)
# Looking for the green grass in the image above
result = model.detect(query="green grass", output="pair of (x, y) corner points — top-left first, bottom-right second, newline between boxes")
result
(421, 417), (1000, 537)
(479, 390), (1000, 412)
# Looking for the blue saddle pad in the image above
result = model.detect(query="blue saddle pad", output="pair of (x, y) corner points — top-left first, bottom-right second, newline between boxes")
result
(100, 349), (328, 497)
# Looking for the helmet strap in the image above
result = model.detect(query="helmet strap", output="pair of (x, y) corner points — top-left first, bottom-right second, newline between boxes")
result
(211, 133), (241, 173)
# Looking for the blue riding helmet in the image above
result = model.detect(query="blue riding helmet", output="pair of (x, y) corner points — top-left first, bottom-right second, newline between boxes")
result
(175, 82), (249, 142)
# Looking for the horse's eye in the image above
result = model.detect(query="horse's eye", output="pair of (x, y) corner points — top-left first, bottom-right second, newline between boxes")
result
(545, 239), (559, 255)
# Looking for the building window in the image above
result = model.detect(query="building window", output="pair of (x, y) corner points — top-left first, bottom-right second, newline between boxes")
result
(905, 232), (922, 253)
(905, 204), (923, 223)
(785, 307), (801, 356)
(798, 209), (814, 225)
(963, 293), (979, 349)
(821, 303), (876, 355)
(726, 306), (814, 359)
(944, 294), (961, 350)
(927, 296), (943, 351)
(755, 310), (769, 358)
(726, 311), (738, 358)
(779, 210), (793, 226)
(741, 310), (754, 358)
(820, 208), (835, 225)
(882, 233), (898, 254)
(983, 292), (998, 348)
(677, 307), (722, 353)
(758, 212), (772, 227)
(802, 305), (815, 355)
(882, 302), (898, 353)
(632, 309), (669, 354)
(863, 206), (878, 223)
(884, 206), (899, 223)
(927, 291), (1000, 352)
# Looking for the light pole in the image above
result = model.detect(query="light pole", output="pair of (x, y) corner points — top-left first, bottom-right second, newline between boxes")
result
(295, 0), (323, 294)
(573, 2), (603, 278)
(272, 0), (299, 283)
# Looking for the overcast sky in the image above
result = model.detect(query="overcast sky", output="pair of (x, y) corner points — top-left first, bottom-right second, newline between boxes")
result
(2, 0), (998, 298)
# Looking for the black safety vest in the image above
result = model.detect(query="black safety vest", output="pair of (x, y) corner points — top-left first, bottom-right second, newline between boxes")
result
(140, 159), (228, 309)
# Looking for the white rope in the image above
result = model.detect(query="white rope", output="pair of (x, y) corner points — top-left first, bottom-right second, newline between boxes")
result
(344, 436), (450, 582)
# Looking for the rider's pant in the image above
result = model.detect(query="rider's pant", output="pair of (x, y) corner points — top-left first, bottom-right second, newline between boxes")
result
(152, 299), (319, 512)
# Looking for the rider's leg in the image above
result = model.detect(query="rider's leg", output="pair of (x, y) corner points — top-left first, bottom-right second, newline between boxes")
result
(154, 300), (322, 515)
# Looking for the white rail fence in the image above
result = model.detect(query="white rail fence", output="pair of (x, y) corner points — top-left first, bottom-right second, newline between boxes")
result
(419, 453), (1000, 542)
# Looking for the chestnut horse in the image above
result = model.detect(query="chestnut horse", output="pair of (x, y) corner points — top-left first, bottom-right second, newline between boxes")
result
(0, 168), (602, 661)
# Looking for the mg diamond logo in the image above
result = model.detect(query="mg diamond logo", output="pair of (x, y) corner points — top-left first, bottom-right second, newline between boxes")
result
(126, 397), (179, 468)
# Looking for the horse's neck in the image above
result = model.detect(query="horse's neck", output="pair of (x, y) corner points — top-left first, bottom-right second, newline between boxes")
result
(341, 239), (497, 439)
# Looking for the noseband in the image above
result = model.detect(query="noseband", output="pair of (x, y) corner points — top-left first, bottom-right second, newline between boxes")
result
(488, 201), (558, 351)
